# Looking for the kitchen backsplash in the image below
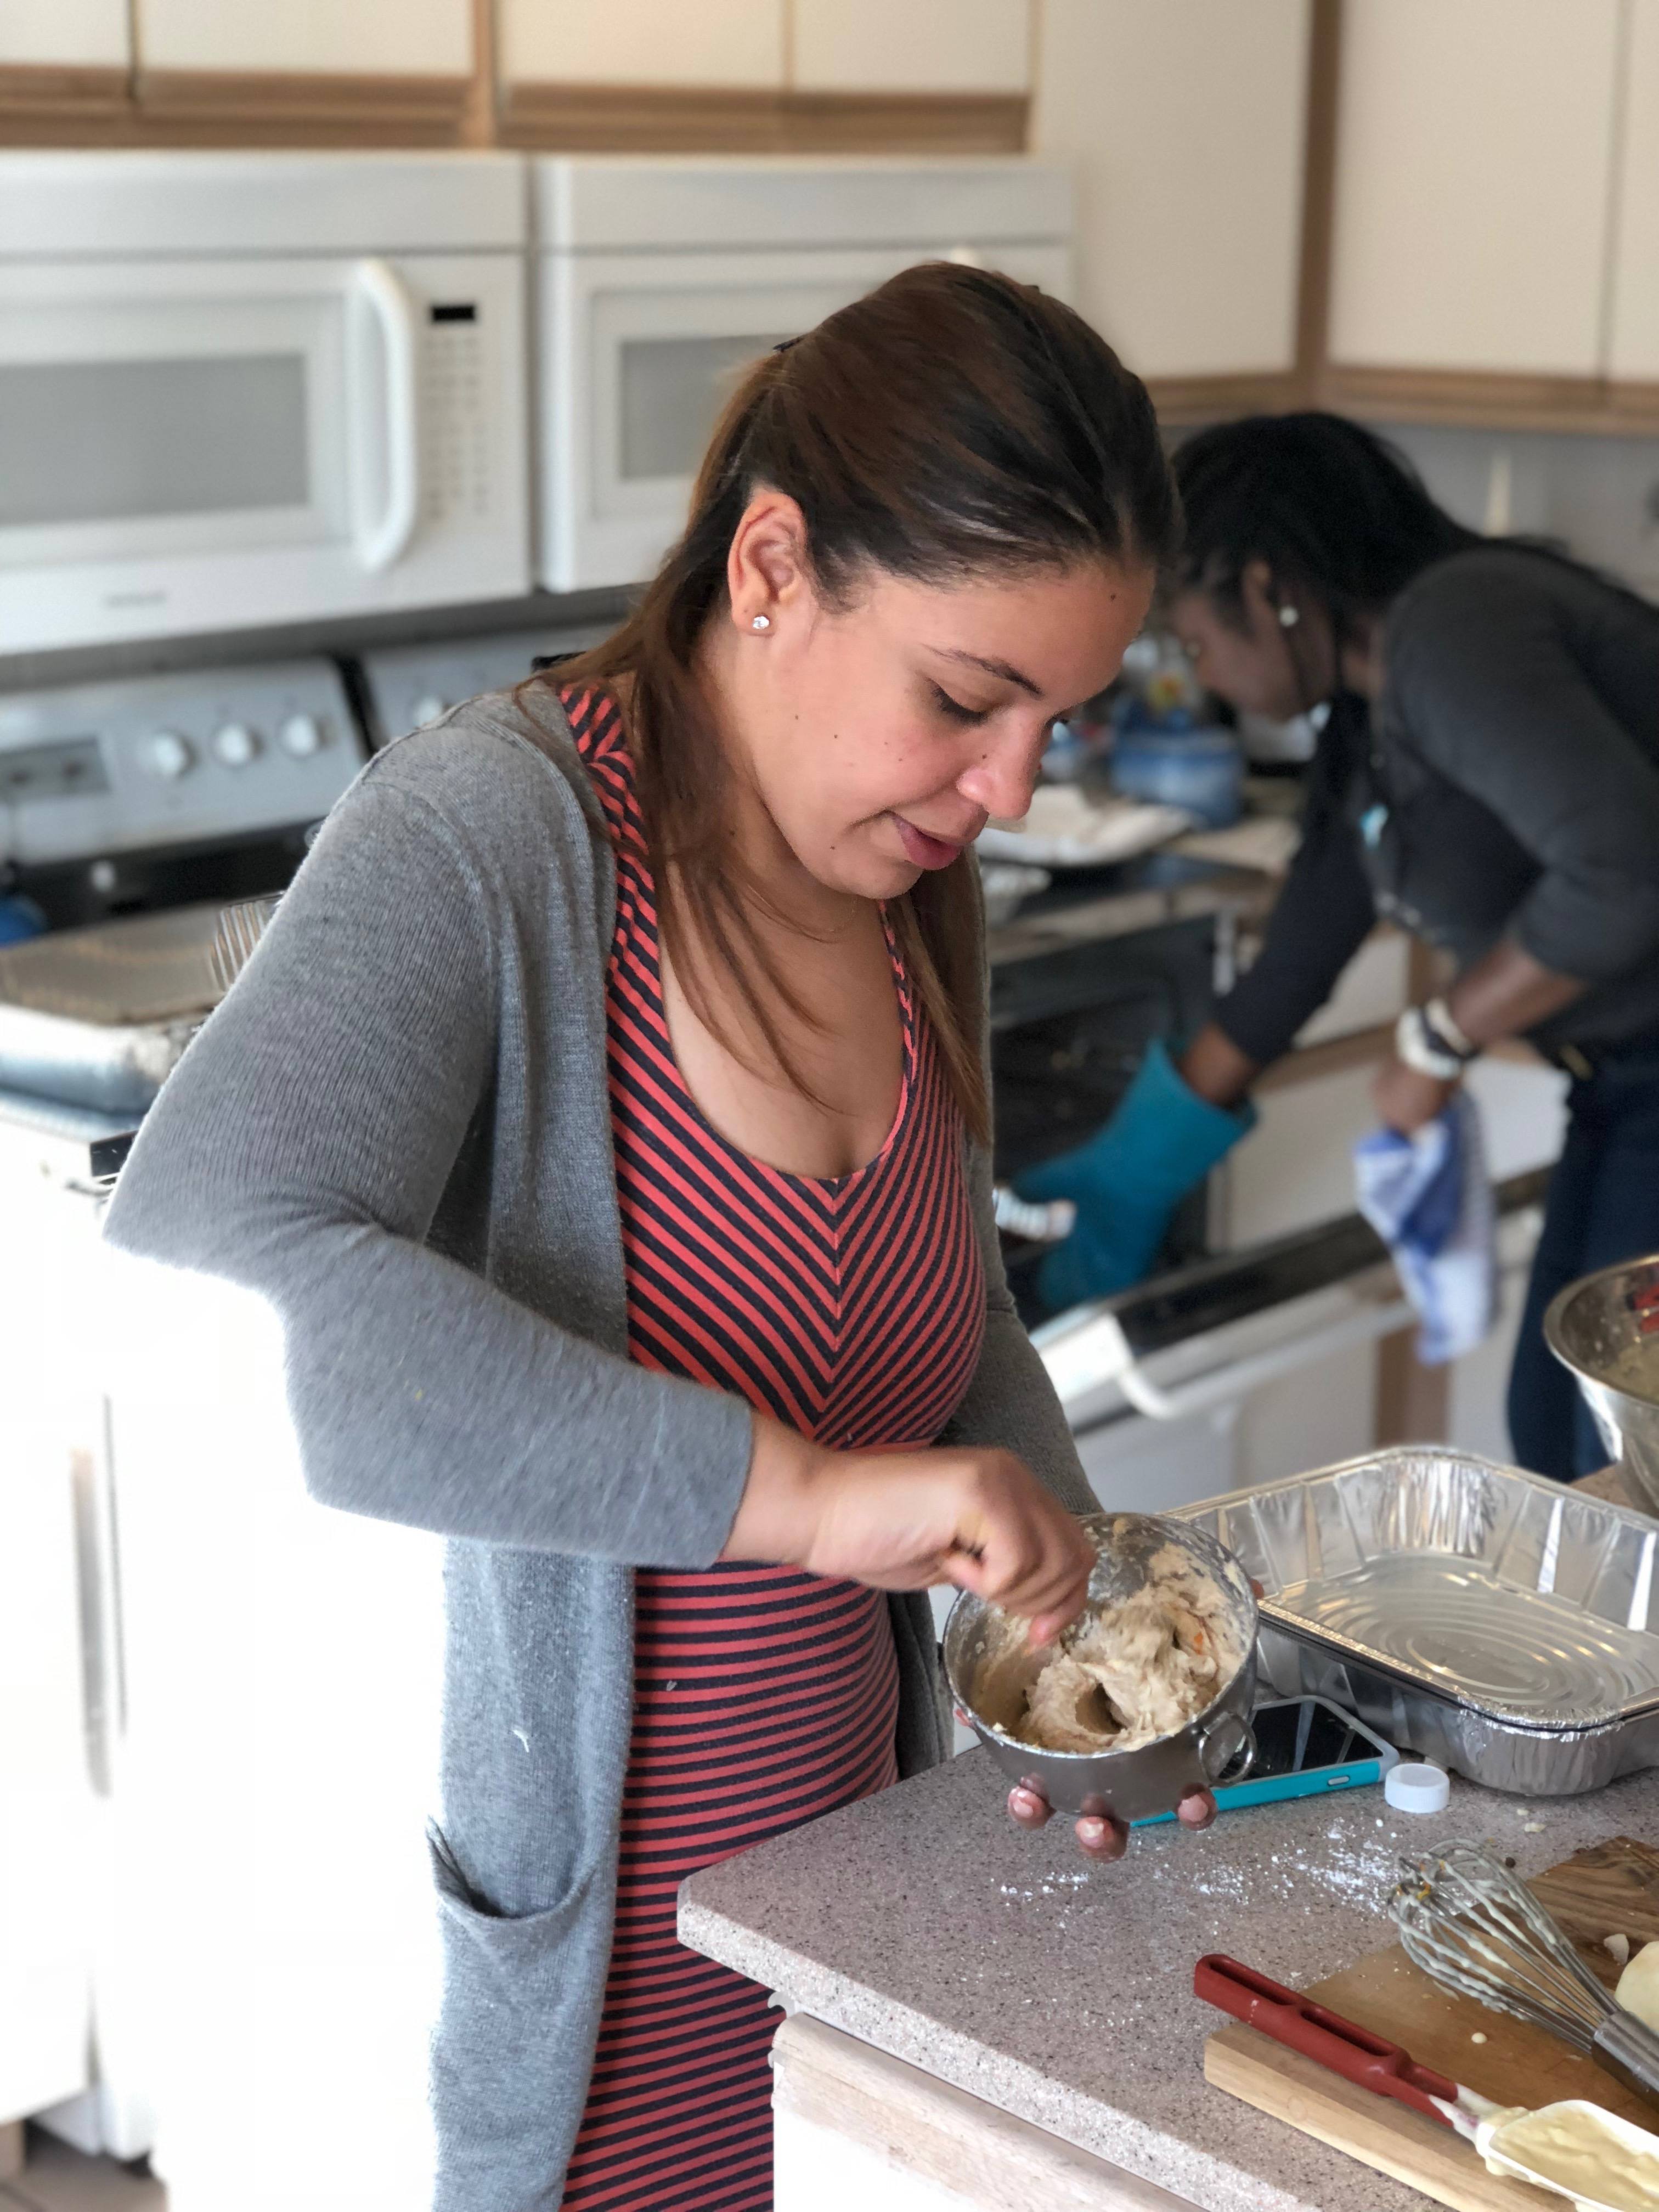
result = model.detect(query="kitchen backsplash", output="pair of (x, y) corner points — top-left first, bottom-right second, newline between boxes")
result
(1375, 419), (1659, 600)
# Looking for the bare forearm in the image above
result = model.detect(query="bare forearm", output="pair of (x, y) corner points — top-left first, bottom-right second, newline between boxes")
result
(1444, 941), (1586, 1047)
(723, 1415), (1094, 1642)
(723, 1416), (821, 1564)
(1178, 1021), (1262, 1110)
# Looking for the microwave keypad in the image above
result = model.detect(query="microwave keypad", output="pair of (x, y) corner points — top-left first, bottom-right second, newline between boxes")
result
(422, 308), (490, 528)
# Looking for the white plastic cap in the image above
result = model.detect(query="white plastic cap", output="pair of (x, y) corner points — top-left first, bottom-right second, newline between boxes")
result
(1385, 1761), (1451, 1815)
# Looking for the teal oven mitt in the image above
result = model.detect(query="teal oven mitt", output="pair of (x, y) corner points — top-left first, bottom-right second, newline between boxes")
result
(1013, 1037), (1257, 1313)
(0, 895), (45, 946)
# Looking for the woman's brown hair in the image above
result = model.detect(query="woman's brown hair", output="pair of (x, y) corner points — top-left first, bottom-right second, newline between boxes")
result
(552, 260), (1177, 1145)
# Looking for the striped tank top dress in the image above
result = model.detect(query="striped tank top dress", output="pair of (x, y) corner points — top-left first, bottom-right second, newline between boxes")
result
(559, 685), (985, 2211)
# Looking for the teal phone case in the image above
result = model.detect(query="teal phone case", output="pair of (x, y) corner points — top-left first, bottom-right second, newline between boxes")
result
(1130, 1754), (1388, 1826)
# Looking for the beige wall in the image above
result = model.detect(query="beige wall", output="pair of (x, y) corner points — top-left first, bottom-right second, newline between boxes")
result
(499, 0), (786, 89)
(137, 0), (473, 77)
(791, 0), (1028, 94)
(1031, 0), (1311, 381)
(499, 0), (1024, 96)
(1607, 0), (1659, 381)
(1, 0), (129, 66)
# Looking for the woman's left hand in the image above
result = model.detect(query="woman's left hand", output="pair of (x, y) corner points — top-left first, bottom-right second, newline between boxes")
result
(1005, 1781), (1216, 1862)
(1371, 1054), (1458, 1135)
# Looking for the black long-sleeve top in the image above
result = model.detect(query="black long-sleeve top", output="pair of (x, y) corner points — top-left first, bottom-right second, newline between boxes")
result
(1217, 547), (1659, 1068)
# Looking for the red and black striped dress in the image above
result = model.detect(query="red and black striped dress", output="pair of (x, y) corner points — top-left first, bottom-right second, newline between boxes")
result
(560, 686), (985, 2211)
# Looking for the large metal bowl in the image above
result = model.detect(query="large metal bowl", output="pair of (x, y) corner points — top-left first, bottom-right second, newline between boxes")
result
(1545, 1255), (1659, 1516)
(943, 1512), (1259, 1820)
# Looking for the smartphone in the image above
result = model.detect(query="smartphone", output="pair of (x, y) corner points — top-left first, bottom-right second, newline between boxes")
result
(1130, 1696), (1399, 1826)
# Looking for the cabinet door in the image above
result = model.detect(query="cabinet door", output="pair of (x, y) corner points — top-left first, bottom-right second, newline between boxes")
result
(136, 0), (472, 76)
(499, 0), (785, 88)
(1328, 0), (1622, 376)
(1030, 0), (1311, 380)
(0, 0), (127, 65)
(1221, 1057), (1384, 1249)
(0, 1421), (96, 2128)
(1293, 927), (1411, 1047)
(791, 0), (1029, 93)
(1608, 0), (1659, 382)
(0, 1177), (105, 2130)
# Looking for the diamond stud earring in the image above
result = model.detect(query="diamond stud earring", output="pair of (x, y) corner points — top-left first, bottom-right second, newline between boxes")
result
(751, 614), (771, 633)
(1278, 603), (1300, 628)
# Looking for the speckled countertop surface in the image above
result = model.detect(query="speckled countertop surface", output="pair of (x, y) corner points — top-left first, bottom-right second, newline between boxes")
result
(680, 1747), (1659, 2210)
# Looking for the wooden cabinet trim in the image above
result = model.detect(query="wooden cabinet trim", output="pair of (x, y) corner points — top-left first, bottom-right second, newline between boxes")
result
(1294, 0), (1341, 392)
(0, 61), (130, 133)
(0, 65), (473, 146)
(1146, 370), (1304, 424)
(134, 68), (474, 144)
(1317, 360), (1634, 435)
(496, 82), (1026, 154)
(1374, 1323), (1451, 1448)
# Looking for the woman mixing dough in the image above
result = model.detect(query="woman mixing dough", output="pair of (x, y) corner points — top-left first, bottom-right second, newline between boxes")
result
(103, 264), (1220, 2212)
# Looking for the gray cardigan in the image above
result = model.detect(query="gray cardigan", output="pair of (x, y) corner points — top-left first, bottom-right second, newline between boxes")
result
(101, 682), (1095, 2211)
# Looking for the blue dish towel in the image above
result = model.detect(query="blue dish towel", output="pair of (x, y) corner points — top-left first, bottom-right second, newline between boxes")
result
(1355, 1091), (1497, 1365)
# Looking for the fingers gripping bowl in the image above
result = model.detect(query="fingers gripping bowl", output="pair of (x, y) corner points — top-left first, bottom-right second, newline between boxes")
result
(944, 1514), (1260, 1821)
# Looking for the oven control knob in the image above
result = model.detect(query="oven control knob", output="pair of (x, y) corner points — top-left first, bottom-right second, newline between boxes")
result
(413, 693), (448, 729)
(144, 730), (194, 780)
(279, 713), (325, 759)
(212, 721), (259, 768)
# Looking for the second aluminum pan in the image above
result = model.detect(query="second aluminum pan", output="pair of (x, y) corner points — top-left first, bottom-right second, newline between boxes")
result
(1175, 1449), (1659, 1796)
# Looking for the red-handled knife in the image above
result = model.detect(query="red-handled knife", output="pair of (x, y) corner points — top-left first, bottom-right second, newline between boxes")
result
(1194, 1954), (1469, 2129)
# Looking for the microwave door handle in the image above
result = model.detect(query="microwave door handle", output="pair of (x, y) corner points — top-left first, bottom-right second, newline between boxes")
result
(352, 257), (421, 573)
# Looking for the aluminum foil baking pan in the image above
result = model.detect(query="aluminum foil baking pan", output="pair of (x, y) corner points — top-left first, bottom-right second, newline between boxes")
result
(0, 904), (222, 1113)
(1175, 1450), (1659, 1796)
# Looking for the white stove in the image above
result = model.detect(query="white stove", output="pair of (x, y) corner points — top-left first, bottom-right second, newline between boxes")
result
(0, 658), (363, 1132)
(1, 658), (357, 874)
(0, 657), (366, 2169)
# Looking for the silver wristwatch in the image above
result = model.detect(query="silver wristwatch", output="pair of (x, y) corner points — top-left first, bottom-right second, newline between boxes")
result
(1395, 1000), (1479, 1081)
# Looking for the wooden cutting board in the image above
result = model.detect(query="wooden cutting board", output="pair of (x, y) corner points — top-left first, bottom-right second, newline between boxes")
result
(1205, 1836), (1659, 2211)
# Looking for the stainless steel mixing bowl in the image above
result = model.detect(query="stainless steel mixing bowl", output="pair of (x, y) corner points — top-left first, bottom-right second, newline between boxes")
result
(1545, 1255), (1659, 1516)
(942, 1512), (1259, 1820)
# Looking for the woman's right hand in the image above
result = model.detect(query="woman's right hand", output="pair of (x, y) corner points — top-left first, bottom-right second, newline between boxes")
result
(725, 1420), (1094, 1646)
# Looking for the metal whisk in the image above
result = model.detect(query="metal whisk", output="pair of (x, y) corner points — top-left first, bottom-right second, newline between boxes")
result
(1391, 1839), (1659, 2107)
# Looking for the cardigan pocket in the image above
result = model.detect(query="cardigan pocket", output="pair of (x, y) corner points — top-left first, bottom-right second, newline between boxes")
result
(426, 1816), (590, 1945)
(426, 1819), (614, 2211)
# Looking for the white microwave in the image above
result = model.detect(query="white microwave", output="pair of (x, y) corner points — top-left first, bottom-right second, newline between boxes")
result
(531, 156), (1074, 593)
(0, 152), (533, 656)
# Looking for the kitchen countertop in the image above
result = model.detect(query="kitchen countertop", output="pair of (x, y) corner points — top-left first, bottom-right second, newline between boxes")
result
(982, 782), (1299, 970)
(984, 850), (1273, 970)
(680, 1467), (1659, 2212)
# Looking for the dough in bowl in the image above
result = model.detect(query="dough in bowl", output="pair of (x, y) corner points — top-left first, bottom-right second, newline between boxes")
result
(1007, 1542), (1239, 1754)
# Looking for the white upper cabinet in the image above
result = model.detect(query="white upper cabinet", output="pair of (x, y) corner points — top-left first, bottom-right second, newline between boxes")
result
(136, 0), (472, 76)
(1608, 0), (1659, 382)
(790, 0), (1029, 94)
(1328, 0), (1623, 377)
(1030, 0), (1312, 382)
(0, 0), (128, 66)
(499, 0), (786, 88)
